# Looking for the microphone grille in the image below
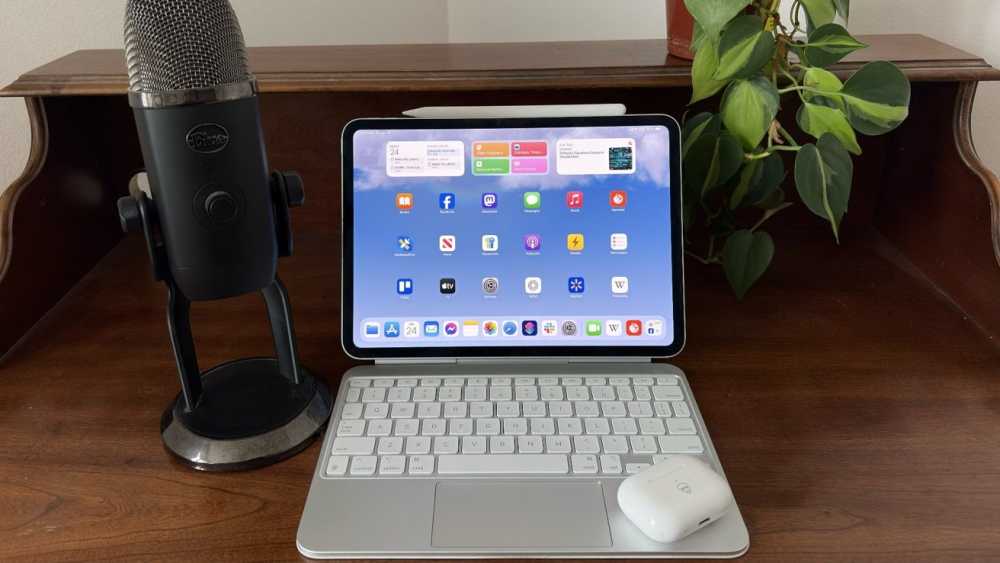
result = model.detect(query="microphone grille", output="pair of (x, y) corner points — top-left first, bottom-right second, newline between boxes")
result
(124, 0), (252, 93)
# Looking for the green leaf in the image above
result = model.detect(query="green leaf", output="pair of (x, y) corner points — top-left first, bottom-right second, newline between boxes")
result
(839, 61), (911, 135)
(797, 102), (862, 155)
(834, 0), (850, 20)
(691, 21), (709, 54)
(682, 112), (720, 158)
(799, 0), (836, 27)
(722, 229), (775, 300)
(721, 76), (780, 150)
(715, 15), (776, 80)
(794, 134), (854, 240)
(731, 152), (785, 209)
(684, 0), (752, 36)
(756, 187), (787, 210)
(684, 130), (743, 199)
(691, 36), (731, 104)
(803, 24), (867, 67)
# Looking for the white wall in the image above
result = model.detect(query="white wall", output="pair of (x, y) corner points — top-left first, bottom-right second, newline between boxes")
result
(2, 0), (1000, 194)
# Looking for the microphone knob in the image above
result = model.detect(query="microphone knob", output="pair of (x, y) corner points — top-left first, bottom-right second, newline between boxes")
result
(118, 196), (143, 234)
(204, 190), (239, 222)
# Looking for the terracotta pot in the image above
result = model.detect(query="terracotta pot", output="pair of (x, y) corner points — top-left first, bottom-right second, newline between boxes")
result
(667, 0), (695, 60)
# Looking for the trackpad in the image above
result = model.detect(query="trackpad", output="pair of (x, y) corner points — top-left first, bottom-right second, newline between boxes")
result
(431, 481), (612, 548)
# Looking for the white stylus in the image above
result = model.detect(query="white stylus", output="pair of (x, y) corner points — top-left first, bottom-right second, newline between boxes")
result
(402, 104), (627, 119)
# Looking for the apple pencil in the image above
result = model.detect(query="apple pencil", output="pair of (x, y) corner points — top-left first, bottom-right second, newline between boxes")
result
(402, 104), (627, 119)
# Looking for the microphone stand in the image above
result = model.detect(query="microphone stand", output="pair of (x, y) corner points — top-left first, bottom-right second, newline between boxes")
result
(117, 171), (332, 471)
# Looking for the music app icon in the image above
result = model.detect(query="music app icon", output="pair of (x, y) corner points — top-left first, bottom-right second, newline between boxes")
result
(566, 191), (584, 209)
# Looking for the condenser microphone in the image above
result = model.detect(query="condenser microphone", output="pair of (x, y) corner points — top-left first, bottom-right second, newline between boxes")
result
(117, 0), (330, 472)
(124, 0), (277, 300)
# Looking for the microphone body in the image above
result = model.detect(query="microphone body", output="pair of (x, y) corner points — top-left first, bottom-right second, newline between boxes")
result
(132, 94), (277, 300)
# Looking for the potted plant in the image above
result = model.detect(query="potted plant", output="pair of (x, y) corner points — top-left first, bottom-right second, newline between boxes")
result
(681, 0), (911, 298)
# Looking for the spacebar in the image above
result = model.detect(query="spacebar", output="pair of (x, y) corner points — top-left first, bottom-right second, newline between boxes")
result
(437, 455), (569, 474)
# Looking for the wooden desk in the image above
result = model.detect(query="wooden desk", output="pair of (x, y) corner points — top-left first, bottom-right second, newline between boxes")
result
(1, 36), (999, 561)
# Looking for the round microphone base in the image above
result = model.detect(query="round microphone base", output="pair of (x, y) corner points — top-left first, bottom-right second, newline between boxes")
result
(160, 358), (332, 472)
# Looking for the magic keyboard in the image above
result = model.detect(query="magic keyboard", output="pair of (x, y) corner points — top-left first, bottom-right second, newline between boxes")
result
(322, 374), (707, 478)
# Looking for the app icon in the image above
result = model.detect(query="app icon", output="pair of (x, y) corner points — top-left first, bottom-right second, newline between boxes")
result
(439, 235), (456, 252)
(566, 191), (584, 209)
(403, 321), (420, 338)
(444, 321), (460, 336)
(482, 192), (498, 209)
(568, 276), (585, 294)
(605, 319), (623, 337)
(523, 191), (541, 210)
(541, 320), (558, 336)
(384, 321), (401, 338)
(396, 235), (414, 253)
(523, 234), (542, 252)
(424, 321), (440, 337)
(645, 319), (664, 337)
(610, 232), (628, 251)
(463, 320), (479, 337)
(396, 278), (414, 295)
(586, 320), (602, 336)
(439, 278), (456, 294)
(482, 277), (500, 295)
(482, 320), (499, 336)
(611, 276), (629, 294)
(524, 276), (542, 295)
(626, 319), (643, 336)
(521, 320), (538, 336)
(395, 192), (414, 211)
(481, 234), (500, 253)
(502, 321), (519, 336)
(561, 320), (578, 336)
(438, 192), (456, 211)
(610, 190), (628, 209)
(364, 321), (380, 338)
(567, 233), (585, 252)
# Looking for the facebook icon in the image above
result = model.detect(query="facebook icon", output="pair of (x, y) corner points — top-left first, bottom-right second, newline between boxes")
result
(439, 192), (456, 211)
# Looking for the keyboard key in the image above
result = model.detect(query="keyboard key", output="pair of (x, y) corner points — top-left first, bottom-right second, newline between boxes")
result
(489, 386), (513, 401)
(438, 454), (568, 475)
(671, 401), (692, 418)
(575, 401), (600, 417)
(346, 388), (361, 403)
(630, 435), (658, 454)
(610, 377), (631, 386)
(363, 403), (389, 419)
(326, 455), (349, 476)
(616, 386), (634, 401)
(496, 401), (520, 418)
(549, 401), (573, 417)
(408, 455), (435, 475)
(490, 436), (515, 454)
(390, 402), (415, 419)
(653, 402), (672, 418)
(566, 386), (589, 401)
(417, 402), (442, 418)
(438, 387), (461, 402)
(634, 386), (652, 401)
(572, 454), (599, 474)
(350, 456), (377, 475)
(462, 436), (487, 454)
(585, 377), (606, 386)
(443, 402), (467, 418)
(379, 455), (405, 475)
(362, 388), (386, 403)
(601, 401), (626, 417)
(612, 418), (638, 435)
(469, 402), (493, 418)
(592, 386), (615, 401)
(434, 436), (459, 454)
(538, 377), (559, 386)
(561, 377), (582, 386)
(405, 436), (431, 455)
(367, 419), (392, 436)
(449, 418), (473, 435)
(503, 418), (528, 435)
(444, 377), (465, 386)
(530, 418), (555, 435)
(574, 435), (600, 454)
(421, 378), (442, 387)
(377, 437), (403, 455)
(652, 454), (671, 464)
(395, 419), (419, 436)
(422, 418), (446, 436)
(653, 386), (683, 401)
(627, 401), (653, 418)
(656, 375), (679, 385)
(658, 435), (705, 453)
(626, 463), (651, 475)
(546, 435), (572, 453)
(491, 377), (512, 386)
(639, 418), (666, 435)
(397, 378), (418, 387)
(336, 420), (365, 436)
(341, 404), (363, 420)
(584, 417), (610, 435)
(601, 435), (628, 454)
(515, 377), (535, 386)
(476, 418), (501, 435)
(413, 387), (436, 402)
(464, 386), (487, 402)
(667, 419), (697, 435)
(349, 378), (370, 387)
(540, 386), (564, 401)
(600, 454), (623, 474)
(467, 377), (489, 386)
(522, 401), (546, 417)
(558, 418), (583, 435)
(387, 387), (411, 402)
(515, 385), (539, 401)
(373, 379), (394, 388)
(635, 377), (654, 386)
(518, 435), (543, 453)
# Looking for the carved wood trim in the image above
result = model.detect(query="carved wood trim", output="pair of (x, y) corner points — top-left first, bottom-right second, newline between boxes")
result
(954, 81), (1000, 266)
(0, 97), (48, 281)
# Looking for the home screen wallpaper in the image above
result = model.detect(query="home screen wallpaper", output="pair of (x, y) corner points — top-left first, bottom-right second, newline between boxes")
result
(351, 124), (675, 349)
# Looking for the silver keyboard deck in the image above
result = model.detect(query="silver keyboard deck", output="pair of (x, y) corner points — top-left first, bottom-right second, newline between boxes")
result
(322, 374), (708, 479)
